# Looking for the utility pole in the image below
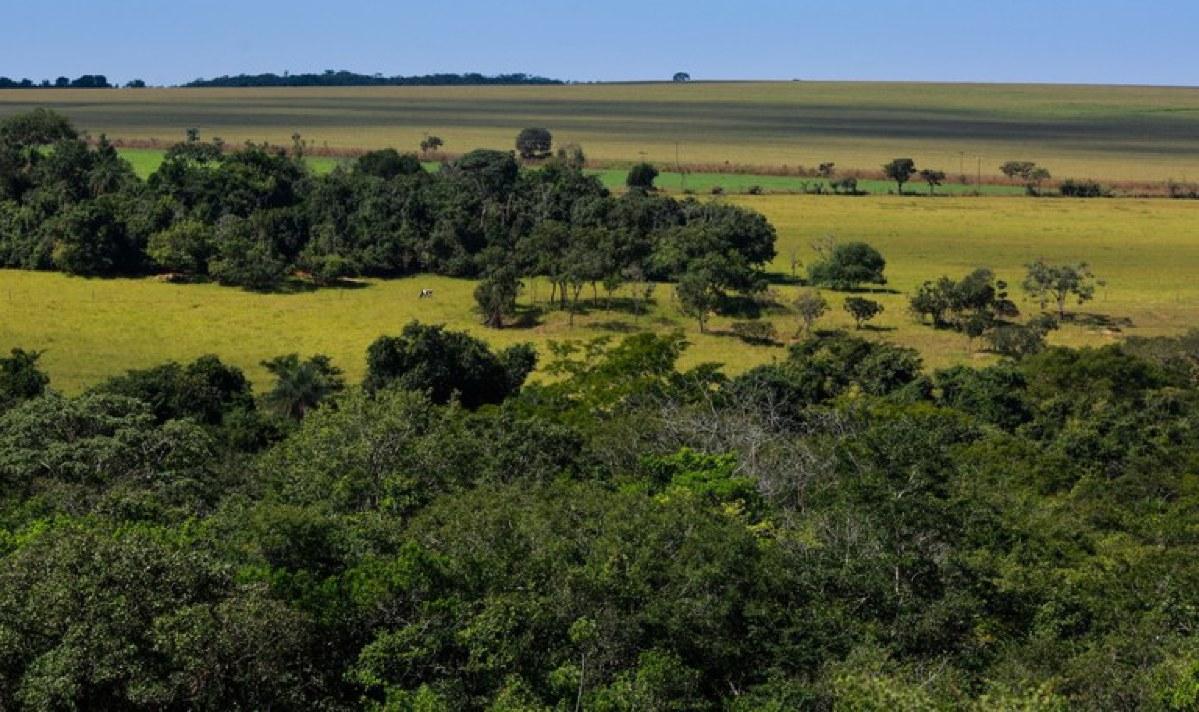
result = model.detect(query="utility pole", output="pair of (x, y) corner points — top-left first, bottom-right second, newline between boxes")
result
(676, 141), (685, 193)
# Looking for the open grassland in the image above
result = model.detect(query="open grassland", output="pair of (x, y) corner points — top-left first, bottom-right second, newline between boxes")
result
(5, 82), (1199, 181)
(2, 194), (1196, 393)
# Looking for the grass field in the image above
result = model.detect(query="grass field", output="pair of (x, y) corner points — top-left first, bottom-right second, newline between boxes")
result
(4, 82), (1199, 181)
(3, 194), (1196, 393)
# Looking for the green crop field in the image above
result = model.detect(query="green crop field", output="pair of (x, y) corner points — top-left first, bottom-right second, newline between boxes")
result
(3, 194), (1195, 393)
(4, 82), (1199, 181)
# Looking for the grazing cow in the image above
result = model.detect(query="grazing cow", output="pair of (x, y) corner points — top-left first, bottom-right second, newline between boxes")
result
(419, 288), (434, 299)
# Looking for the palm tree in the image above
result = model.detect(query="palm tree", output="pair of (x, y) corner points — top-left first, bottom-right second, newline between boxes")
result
(260, 354), (344, 420)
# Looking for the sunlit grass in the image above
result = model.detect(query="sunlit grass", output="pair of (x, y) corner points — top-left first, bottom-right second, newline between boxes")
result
(4, 194), (1197, 393)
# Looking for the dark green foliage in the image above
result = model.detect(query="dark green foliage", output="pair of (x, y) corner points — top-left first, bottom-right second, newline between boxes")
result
(935, 364), (1032, 429)
(626, 162), (659, 190)
(843, 296), (883, 328)
(0, 328), (1198, 708)
(0, 111), (777, 310)
(354, 148), (423, 179)
(0, 348), (49, 411)
(1059, 178), (1107, 197)
(808, 241), (886, 289)
(260, 353), (345, 421)
(91, 354), (260, 438)
(365, 322), (536, 407)
(882, 157), (917, 193)
(515, 127), (553, 159)
(911, 267), (1016, 333)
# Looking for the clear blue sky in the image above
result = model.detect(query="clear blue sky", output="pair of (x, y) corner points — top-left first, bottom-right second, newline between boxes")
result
(3, 0), (1197, 87)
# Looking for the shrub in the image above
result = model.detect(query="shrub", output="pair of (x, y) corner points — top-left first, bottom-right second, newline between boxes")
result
(1059, 179), (1107, 198)
(844, 297), (884, 329)
(515, 127), (553, 160)
(626, 162), (659, 190)
(807, 241), (886, 290)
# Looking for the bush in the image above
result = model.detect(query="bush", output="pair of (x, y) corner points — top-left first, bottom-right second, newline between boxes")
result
(730, 320), (778, 345)
(626, 162), (659, 190)
(710, 185), (724, 195)
(808, 241), (886, 290)
(1059, 179), (1107, 198)
(744, 185), (763, 195)
(844, 297), (884, 329)
(515, 127), (553, 160)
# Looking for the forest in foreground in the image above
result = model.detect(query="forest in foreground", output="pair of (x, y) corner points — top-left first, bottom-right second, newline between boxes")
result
(2, 320), (1199, 709)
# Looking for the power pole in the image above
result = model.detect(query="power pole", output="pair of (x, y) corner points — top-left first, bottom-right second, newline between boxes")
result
(676, 141), (685, 193)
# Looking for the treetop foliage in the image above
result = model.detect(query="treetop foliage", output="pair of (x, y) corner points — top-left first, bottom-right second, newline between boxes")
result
(0, 322), (1197, 707)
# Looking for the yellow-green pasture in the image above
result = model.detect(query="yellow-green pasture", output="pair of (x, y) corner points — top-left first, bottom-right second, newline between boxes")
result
(4, 82), (1199, 181)
(1, 194), (1196, 393)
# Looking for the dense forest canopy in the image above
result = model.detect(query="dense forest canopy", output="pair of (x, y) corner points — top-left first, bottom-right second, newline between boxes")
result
(2, 319), (1199, 708)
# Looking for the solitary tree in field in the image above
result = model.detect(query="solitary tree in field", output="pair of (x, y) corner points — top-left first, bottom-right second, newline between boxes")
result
(1001, 160), (1052, 195)
(883, 158), (917, 194)
(475, 263), (522, 328)
(626, 162), (659, 191)
(919, 168), (946, 195)
(676, 267), (721, 333)
(807, 241), (887, 290)
(1000, 161), (1036, 181)
(792, 289), (829, 337)
(515, 127), (553, 160)
(419, 135), (444, 156)
(817, 162), (836, 179)
(1022, 259), (1095, 319)
(673, 72), (691, 82)
(844, 297), (884, 329)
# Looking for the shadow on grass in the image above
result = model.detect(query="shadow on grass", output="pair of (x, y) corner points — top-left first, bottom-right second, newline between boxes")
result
(592, 320), (641, 333)
(764, 271), (805, 286)
(1068, 312), (1134, 330)
(505, 305), (546, 329)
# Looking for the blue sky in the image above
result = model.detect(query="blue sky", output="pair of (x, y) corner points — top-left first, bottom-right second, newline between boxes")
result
(2, 0), (1197, 86)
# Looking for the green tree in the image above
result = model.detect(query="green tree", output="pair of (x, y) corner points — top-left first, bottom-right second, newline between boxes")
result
(147, 219), (214, 275)
(792, 289), (829, 337)
(807, 241), (886, 290)
(355, 148), (423, 179)
(844, 296), (884, 329)
(1022, 259), (1096, 319)
(419, 134), (444, 155)
(626, 162), (659, 191)
(675, 265), (721, 333)
(0, 348), (49, 411)
(882, 158), (916, 194)
(475, 262), (522, 328)
(260, 353), (345, 420)
(365, 321), (536, 407)
(919, 168), (945, 195)
(515, 127), (553, 160)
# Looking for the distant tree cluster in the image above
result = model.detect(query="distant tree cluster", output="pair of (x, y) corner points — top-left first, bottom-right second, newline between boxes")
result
(0, 74), (113, 89)
(184, 70), (562, 88)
